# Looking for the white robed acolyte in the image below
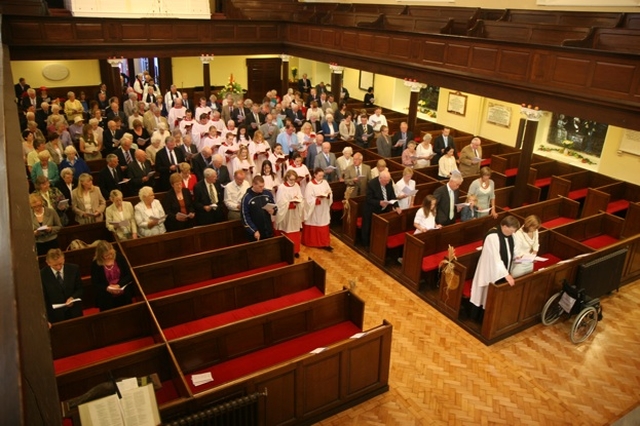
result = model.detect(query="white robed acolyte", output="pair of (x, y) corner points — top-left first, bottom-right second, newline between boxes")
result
(303, 178), (332, 227)
(275, 181), (304, 233)
(470, 228), (514, 309)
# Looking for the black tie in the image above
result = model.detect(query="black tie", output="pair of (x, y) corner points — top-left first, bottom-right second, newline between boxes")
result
(56, 271), (64, 286)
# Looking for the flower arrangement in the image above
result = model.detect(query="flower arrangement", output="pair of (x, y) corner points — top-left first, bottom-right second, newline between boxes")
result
(538, 145), (597, 165)
(439, 245), (458, 301)
(291, 67), (298, 81)
(219, 74), (243, 98)
(562, 140), (573, 149)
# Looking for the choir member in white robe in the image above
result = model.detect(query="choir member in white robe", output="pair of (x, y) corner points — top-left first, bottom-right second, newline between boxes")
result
(275, 169), (304, 256)
(394, 167), (416, 210)
(269, 144), (288, 182)
(258, 160), (281, 192)
(219, 133), (239, 175)
(470, 216), (520, 313)
(288, 152), (311, 195)
(201, 126), (223, 152)
(249, 131), (271, 173)
(510, 215), (541, 278)
(231, 146), (254, 183)
(302, 168), (333, 251)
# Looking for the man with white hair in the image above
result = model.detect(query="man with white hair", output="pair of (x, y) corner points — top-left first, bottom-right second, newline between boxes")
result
(143, 104), (168, 135)
(209, 111), (227, 134)
(151, 122), (170, 149)
(259, 113), (278, 149)
(313, 140), (338, 182)
(123, 92), (138, 119)
(225, 120), (237, 138)
(164, 84), (182, 109)
(361, 170), (402, 247)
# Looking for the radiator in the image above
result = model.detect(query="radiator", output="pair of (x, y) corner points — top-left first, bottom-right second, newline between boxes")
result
(164, 389), (267, 426)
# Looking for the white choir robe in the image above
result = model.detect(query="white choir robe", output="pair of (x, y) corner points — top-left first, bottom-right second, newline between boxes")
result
(179, 119), (195, 136)
(269, 153), (288, 181)
(288, 164), (310, 195)
(275, 182), (304, 253)
(210, 119), (227, 135)
(302, 179), (332, 247)
(201, 135), (223, 152)
(260, 173), (281, 192)
(218, 143), (239, 175)
(231, 157), (254, 182)
(470, 233), (512, 309)
(191, 121), (211, 151)
(168, 107), (186, 132)
(249, 142), (271, 172)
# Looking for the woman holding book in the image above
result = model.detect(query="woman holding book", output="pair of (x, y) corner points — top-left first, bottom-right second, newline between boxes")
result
(134, 186), (167, 237)
(91, 240), (133, 311)
(394, 167), (416, 210)
(510, 215), (541, 278)
(413, 195), (441, 235)
(466, 167), (498, 219)
(106, 189), (138, 240)
(302, 168), (333, 251)
(162, 173), (195, 232)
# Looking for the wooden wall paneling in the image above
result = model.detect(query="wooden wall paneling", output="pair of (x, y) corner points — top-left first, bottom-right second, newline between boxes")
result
(301, 353), (342, 414)
(255, 368), (297, 425)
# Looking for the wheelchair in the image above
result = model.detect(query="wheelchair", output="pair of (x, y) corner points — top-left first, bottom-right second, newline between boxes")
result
(541, 280), (602, 344)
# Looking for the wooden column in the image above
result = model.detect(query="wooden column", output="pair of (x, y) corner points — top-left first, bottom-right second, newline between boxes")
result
(200, 54), (214, 100)
(106, 58), (123, 99)
(512, 107), (542, 207)
(1, 43), (62, 425)
(280, 55), (290, 98)
(147, 57), (156, 80)
(157, 57), (173, 96)
(404, 80), (426, 134)
(329, 64), (344, 106)
(99, 59), (114, 97)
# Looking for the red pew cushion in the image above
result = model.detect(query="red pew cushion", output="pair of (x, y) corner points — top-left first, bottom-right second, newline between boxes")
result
(330, 201), (343, 211)
(535, 177), (552, 188)
(422, 240), (482, 272)
(147, 262), (289, 300)
(568, 188), (588, 200)
(505, 168), (518, 178)
(54, 337), (156, 374)
(156, 380), (179, 405)
(462, 279), (472, 298)
(481, 158), (491, 167)
(386, 230), (415, 249)
(186, 321), (361, 394)
(607, 199), (629, 214)
(163, 287), (324, 340)
(542, 217), (573, 228)
(356, 217), (362, 228)
(533, 253), (562, 271)
(581, 234), (618, 250)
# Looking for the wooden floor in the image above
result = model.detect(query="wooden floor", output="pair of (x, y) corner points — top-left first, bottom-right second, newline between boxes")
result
(294, 235), (640, 426)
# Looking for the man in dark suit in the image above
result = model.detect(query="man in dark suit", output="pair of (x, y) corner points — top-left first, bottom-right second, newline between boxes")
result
(14, 77), (29, 101)
(102, 120), (124, 156)
(391, 122), (415, 157)
(193, 168), (225, 225)
(361, 171), (401, 247)
(127, 149), (155, 196)
(40, 249), (83, 324)
(298, 73), (312, 95)
(286, 104), (305, 131)
(114, 136), (136, 176)
(191, 146), (214, 182)
(231, 100), (250, 128)
(98, 154), (125, 199)
(155, 137), (185, 191)
(211, 154), (231, 186)
(246, 105), (264, 138)
(355, 115), (374, 149)
(432, 127), (456, 165)
(433, 172), (462, 226)
(343, 153), (371, 197)
(106, 102), (127, 129)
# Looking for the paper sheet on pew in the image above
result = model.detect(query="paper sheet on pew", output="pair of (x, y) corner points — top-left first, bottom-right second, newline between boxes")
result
(52, 298), (81, 309)
(514, 256), (548, 264)
(310, 347), (327, 354)
(191, 372), (214, 386)
(350, 332), (368, 339)
(402, 186), (419, 196)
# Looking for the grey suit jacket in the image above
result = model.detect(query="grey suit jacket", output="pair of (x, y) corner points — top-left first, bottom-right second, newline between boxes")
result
(313, 152), (338, 182)
(343, 164), (371, 197)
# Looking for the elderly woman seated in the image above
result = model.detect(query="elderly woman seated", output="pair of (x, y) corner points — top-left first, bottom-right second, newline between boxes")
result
(31, 150), (59, 186)
(336, 146), (353, 181)
(71, 173), (106, 224)
(59, 145), (90, 180)
(134, 186), (167, 237)
(106, 189), (138, 240)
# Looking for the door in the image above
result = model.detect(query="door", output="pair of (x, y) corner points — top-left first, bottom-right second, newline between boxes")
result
(246, 58), (282, 102)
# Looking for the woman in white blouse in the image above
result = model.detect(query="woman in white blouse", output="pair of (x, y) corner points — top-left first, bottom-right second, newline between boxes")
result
(438, 146), (459, 179)
(106, 189), (138, 240)
(416, 133), (435, 169)
(511, 215), (541, 278)
(413, 195), (441, 234)
(394, 167), (416, 210)
(134, 186), (166, 237)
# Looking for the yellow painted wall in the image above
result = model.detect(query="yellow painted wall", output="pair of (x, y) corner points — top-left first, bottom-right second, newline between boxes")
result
(10, 60), (101, 88)
(590, 127), (640, 185)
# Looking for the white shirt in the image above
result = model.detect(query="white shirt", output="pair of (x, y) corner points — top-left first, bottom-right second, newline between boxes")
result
(224, 180), (250, 212)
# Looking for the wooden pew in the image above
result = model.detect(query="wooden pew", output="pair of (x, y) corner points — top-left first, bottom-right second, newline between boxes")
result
(481, 230), (595, 343)
(581, 182), (640, 217)
(50, 302), (160, 375)
(547, 170), (618, 201)
(406, 6), (480, 35)
(118, 220), (247, 267)
(563, 27), (640, 54)
(492, 184), (541, 210)
(468, 20), (592, 46)
(500, 9), (623, 27)
(528, 160), (578, 189)
(369, 205), (420, 266)
(132, 236), (295, 300)
(150, 260), (326, 339)
(329, 181), (347, 222)
(191, 320), (392, 425)
(550, 212), (626, 252)
(54, 221), (114, 250)
(382, 14), (454, 35)
(509, 196), (580, 228)
(400, 213), (507, 291)
(169, 290), (365, 392)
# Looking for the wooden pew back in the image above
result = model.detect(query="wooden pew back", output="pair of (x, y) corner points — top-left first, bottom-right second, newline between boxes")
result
(370, 205), (421, 265)
(509, 196), (580, 225)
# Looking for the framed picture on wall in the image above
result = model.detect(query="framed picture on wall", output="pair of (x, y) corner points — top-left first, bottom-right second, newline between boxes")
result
(359, 71), (375, 91)
(447, 92), (467, 116)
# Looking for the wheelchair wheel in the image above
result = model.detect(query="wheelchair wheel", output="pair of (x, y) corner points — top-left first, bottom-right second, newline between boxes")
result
(570, 306), (598, 344)
(541, 292), (563, 325)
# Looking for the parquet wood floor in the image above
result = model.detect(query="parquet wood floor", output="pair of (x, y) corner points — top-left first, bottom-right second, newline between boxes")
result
(296, 235), (640, 426)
